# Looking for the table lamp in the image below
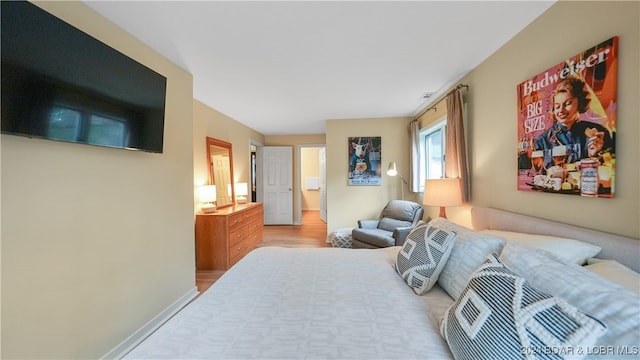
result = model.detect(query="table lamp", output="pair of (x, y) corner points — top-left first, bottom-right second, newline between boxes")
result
(423, 178), (463, 219)
(235, 182), (249, 204)
(198, 185), (217, 213)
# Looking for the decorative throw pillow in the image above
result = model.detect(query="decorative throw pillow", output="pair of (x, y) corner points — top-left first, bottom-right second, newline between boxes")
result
(395, 222), (457, 295)
(441, 254), (607, 360)
(500, 241), (640, 357)
(429, 217), (506, 300)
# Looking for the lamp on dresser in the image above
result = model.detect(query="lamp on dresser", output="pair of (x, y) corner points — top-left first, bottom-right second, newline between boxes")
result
(235, 182), (249, 204)
(198, 185), (217, 213)
(423, 177), (463, 219)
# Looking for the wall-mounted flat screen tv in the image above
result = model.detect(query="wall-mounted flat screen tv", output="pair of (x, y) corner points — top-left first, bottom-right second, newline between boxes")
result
(1, 1), (167, 153)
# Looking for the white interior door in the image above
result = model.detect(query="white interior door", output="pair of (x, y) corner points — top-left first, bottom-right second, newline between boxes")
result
(319, 147), (327, 223)
(212, 154), (232, 206)
(263, 146), (293, 224)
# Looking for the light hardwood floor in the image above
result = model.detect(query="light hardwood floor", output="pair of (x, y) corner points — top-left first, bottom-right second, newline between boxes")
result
(195, 210), (329, 293)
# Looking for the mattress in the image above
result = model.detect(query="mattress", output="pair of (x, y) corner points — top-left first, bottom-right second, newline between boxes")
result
(125, 246), (454, 359)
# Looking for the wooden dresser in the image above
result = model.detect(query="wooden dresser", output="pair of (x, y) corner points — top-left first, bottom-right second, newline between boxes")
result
(195, 202), (263, 270)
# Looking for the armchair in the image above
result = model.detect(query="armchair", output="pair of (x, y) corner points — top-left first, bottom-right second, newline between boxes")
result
(352, 200), (424, 248)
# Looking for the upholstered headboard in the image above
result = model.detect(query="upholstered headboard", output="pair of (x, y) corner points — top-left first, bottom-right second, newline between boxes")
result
(470, 206), (640, 272)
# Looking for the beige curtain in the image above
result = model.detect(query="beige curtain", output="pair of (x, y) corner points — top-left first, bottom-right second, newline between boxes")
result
(409, 119), (420, 193)
(445, 89), (470, 201)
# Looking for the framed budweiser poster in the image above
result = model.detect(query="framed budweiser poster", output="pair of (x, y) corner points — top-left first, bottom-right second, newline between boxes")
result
(517, 37), (618, 198)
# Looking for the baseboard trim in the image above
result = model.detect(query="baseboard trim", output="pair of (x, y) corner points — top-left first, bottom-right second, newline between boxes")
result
(102, 287), (199, 360)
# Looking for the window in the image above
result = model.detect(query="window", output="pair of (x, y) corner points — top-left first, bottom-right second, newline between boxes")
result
(48, 106), (127, 148)
(418, 118), (446, 192)
(87, 115), (126, 148)
(48, 107), (81, 141)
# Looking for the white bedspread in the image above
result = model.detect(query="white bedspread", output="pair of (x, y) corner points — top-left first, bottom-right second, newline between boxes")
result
(125, 246), (454, 359)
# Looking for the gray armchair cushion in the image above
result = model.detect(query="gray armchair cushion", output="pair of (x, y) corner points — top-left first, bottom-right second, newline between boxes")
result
(381, 200), (423, 223)
(353, 200), (425, 249)
(379, 218), (412, 232)
(351, 228), (395, 248)
(358, 219), (380, 229)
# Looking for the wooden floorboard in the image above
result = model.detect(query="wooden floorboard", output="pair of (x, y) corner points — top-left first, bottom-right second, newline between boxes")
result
(195, 210), (328, 293)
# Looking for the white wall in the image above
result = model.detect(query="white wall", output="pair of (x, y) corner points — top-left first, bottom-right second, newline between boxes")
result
(1, 2), (196, 358)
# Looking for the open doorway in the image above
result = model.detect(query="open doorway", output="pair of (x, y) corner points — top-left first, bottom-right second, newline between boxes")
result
(298, 144), (326, 225)
(250, 140), (263, 205)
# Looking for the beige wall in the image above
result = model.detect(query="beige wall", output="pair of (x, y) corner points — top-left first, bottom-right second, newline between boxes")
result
(192, 108), (325, 223)
(1, 2), (196, 358)
(443, 1), (639, 238)
(324, 3), (639, 240)
(326, 117), (415, 234)
(264, 135), (326, 224)
(301, 147), (321, 210)
(193, 100), (265, 212)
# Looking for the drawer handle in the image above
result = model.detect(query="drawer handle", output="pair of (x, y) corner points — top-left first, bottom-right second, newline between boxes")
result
(237, 234), (242, 238)
(237, 246), (243, 250)
(233, 220), (239, 224)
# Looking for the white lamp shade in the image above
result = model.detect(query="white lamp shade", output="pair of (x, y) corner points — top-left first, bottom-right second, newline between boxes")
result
(235, 182), (249, 196)
(423, 178), (463, 207)
(197, 185), (217, 203)
(387, 162), (398, 176)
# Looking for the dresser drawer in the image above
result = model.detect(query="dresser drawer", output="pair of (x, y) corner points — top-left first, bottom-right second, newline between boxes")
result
(228, 212), (244, 232)
(243, 207), (263, 223)
(229, 227), (248, 247)
(246, 219), (262, 234)
(247, 227), (263, 247)
(229, 238), (251, 264)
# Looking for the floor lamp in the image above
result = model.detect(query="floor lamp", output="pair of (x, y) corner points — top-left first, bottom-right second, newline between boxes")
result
(423, 178), (463, 218)
(386, 162), (408, 200)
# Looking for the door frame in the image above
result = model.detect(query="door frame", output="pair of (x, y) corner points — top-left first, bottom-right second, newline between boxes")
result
(296, 144), (326, 225)
(250, 139), (263, 204)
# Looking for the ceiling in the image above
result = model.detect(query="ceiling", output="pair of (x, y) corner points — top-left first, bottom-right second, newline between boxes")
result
(84, 1), (555, 135)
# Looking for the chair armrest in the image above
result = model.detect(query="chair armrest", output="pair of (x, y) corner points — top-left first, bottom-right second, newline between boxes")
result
(393, 226), (415, 246)
(358, 219), (380, 229)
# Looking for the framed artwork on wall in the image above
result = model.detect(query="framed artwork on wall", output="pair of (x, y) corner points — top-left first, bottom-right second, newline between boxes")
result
(516, 37), (618, 198)
(348, 136), (381, 186)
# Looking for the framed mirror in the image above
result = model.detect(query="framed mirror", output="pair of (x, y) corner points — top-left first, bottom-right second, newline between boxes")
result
(206, 137), (235, 209)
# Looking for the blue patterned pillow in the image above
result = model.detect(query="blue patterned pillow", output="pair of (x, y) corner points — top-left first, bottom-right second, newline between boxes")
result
(440, 254), (607, 360)
(395, 222), (457, 295)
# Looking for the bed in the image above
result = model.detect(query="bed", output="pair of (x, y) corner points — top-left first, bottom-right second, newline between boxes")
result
(124, 207), (639, 359)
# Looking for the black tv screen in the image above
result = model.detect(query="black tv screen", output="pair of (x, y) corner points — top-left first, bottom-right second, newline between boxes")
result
(1, 1), (167, 153)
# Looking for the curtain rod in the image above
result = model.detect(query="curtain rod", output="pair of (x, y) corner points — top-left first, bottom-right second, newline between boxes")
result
(415, 83), (469, 119)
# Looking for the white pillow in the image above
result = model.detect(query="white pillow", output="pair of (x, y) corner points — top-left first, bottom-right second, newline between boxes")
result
(430, 218), (506, 300)
(586, 258), (640, 295)
(500, 241), (640, 358)
(481, 229), (601, 265)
